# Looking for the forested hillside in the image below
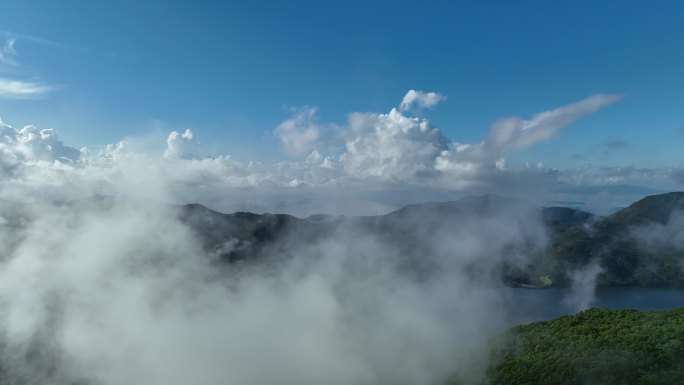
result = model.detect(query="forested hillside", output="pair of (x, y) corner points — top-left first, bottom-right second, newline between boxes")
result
(488, 307), (684, 385)
(541, 192), (684, 287)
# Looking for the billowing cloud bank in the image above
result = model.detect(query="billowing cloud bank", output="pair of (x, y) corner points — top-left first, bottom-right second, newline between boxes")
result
(1, 90), (679, 215)
(0, 188), (552, 385)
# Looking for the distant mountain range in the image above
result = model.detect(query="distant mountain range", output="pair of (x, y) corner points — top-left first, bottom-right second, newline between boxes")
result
(173, 192), (684, 288)
(176, 194), (591, 268)
(2, 192), (683, 288)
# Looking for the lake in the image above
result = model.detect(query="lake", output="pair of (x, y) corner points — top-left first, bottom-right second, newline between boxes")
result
(504, 286), (684, 326)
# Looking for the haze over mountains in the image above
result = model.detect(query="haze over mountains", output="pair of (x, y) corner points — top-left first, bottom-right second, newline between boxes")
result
(179, 191), (684, 289)
(0, 184), (682, 385)
(4, 191), (682, 289)
(142, 192), (653, 275)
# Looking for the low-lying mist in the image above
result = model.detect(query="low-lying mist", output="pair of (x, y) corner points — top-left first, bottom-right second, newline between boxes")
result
(0, 196), (555, 385)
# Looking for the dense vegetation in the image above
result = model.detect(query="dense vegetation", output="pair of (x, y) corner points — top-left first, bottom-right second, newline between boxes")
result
(488, 307), (684, 385)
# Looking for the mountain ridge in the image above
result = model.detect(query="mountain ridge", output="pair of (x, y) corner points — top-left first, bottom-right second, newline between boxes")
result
(1, 192), (682, 287)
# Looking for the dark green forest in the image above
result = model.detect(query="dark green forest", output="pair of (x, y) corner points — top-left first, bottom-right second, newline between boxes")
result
(487, 307), (684, 385)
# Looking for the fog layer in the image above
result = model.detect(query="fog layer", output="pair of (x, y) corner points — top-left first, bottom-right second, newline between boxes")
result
(0, 197), (551, 385)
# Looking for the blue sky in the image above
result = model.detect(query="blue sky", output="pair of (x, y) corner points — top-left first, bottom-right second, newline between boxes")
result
(0, 1), (683, 213)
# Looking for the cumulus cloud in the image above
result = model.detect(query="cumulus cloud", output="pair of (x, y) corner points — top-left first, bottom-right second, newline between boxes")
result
(399, 89), (446, 111)
(0, 77), (54, 99)
(285, 93), (621, 190)
(164, 129), (200, 159)
(340, 108), (448, 181)
(0, 120), (81, 167)
(0, 91), (625, 215)
(274, 107), (321, 156)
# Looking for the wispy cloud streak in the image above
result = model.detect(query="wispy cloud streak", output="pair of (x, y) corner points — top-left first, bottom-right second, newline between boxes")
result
(0, 30), (129, 59)
(0, 77), (54, 99)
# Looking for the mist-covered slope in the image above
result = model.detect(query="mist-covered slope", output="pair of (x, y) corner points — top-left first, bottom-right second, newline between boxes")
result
(548, 192), (684, 287)
(3, 192), (682, 288)
(173, 192), (684, 288)
(178, 202), (323, 263)
(609, 191), (684, 226)
(173, 194), (597, 280)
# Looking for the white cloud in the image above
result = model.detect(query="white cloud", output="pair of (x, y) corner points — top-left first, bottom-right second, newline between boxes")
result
(562, 261), (603, 312)
(484, 94), (622, 152)
(0, 120), (81, 166)
(340, 108), (448, 181)
(632, 210), (684, 251)
(274, 107), (321, 156)
(399, 90), (446, 111)
(164, 129), (200, 159)
(434, 94), (623, 186)
(0, 37), (57, 99)
(0, 92), (627, 215)
(0, 77), (54, 99)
